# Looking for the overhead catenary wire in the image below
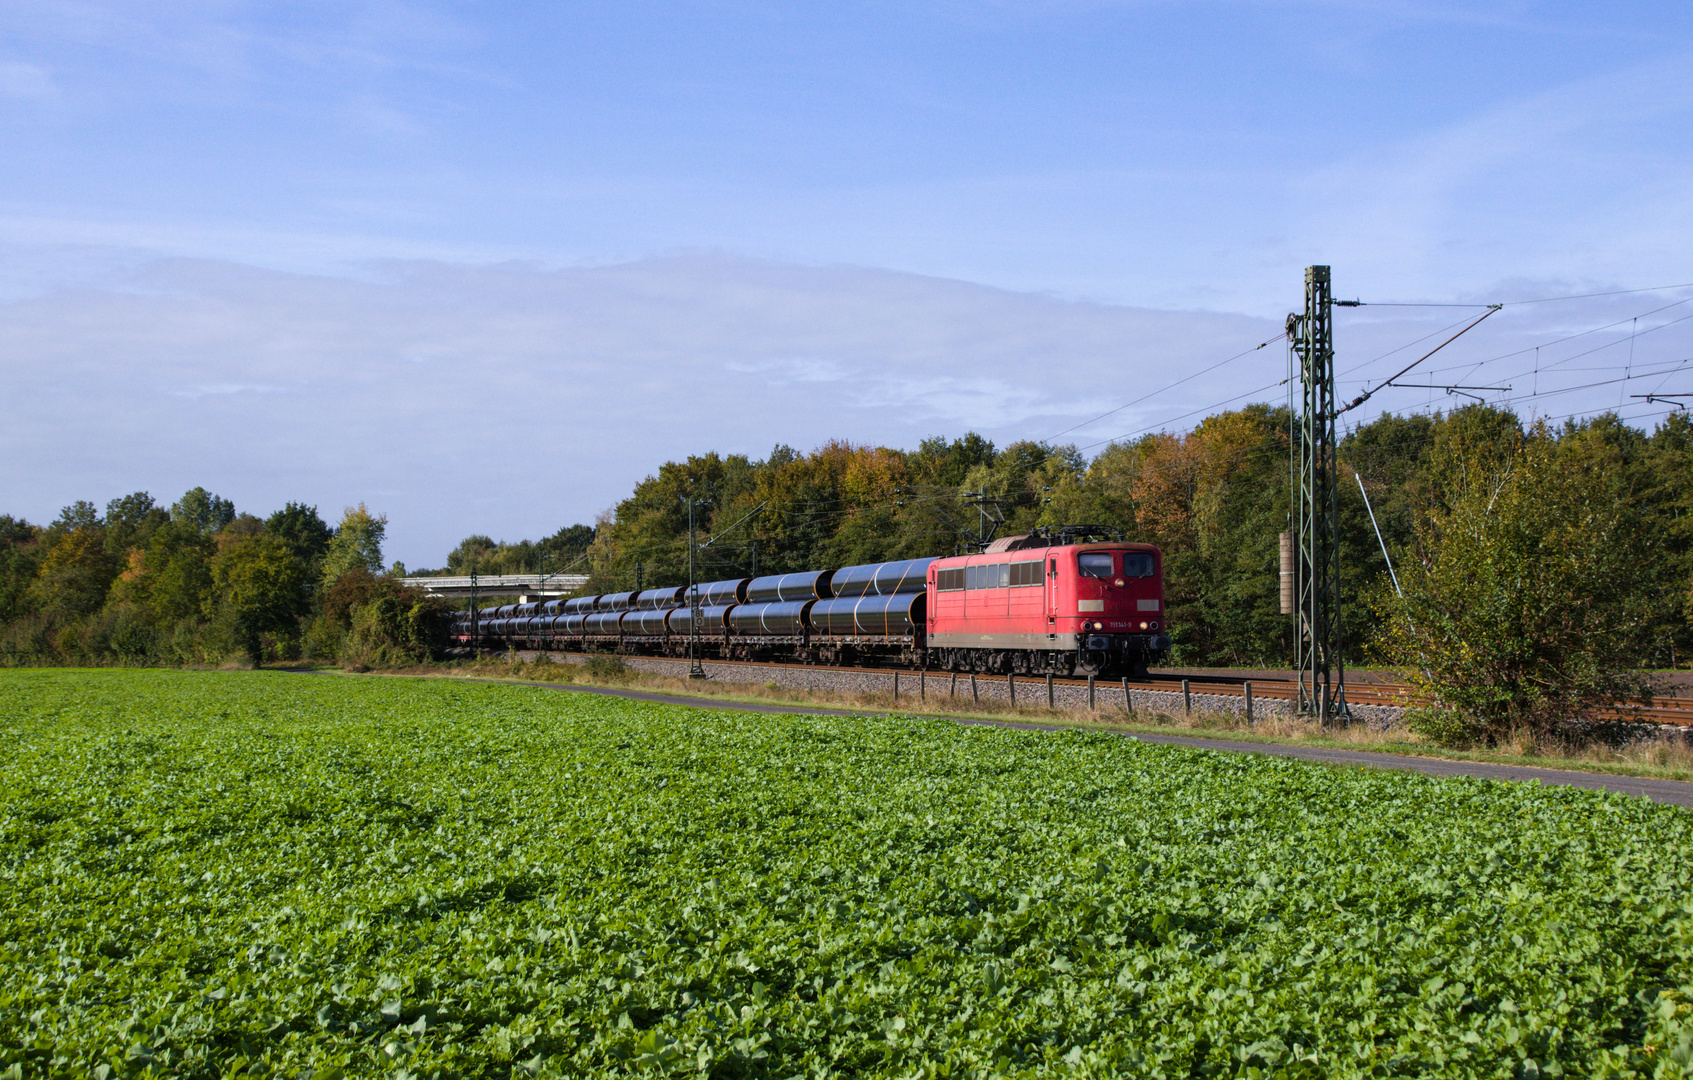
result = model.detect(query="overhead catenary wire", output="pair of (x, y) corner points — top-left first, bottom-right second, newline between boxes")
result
(1334, 306), (1502, 417)
(511, 281), (1693, 591)
(1045, 332), (1284, 442)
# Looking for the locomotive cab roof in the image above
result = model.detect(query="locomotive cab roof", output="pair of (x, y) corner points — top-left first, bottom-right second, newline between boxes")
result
(982, 527), (1157, 554)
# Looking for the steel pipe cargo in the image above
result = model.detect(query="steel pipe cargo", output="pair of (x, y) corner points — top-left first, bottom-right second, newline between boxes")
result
(597, 591), (639, 612)
(636, 586), (685, 610)
(728, 600), (814, 635)
(744, 571), (836, 603)
(687, 578), (751, 606)
(668, 604), (735, 632)
(623, 609), (673, 636)
(826, 558), (936, 598)
(585, 611), (626, 635)
(809, 593), (926, 636)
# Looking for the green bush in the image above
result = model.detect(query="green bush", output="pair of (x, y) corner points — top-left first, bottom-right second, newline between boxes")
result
(0, 616), (53, 667)
(105, 605), (159, 663)
(341, 594), (449, 668)
(1403, 707), (1481, 749)
(301, 616), (343, 663)
(583, 653), (628, 680)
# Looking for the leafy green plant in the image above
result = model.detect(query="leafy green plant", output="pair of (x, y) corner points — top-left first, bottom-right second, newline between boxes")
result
(0, 669), (1689, 1078)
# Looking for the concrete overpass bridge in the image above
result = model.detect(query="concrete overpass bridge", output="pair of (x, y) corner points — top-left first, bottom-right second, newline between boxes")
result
(402, 573), (590, 602)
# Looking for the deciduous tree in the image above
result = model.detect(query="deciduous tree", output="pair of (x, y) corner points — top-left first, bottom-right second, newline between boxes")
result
(170, 488), (236, 535)
(321, 504), (387, 587)
(1373, 424), (1658, 746)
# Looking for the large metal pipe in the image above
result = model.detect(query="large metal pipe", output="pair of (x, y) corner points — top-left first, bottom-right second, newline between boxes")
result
(827, 558), (936, 598)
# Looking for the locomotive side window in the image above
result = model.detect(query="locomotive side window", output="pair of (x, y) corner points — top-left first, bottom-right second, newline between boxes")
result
(1009, 559), (1042, 586)
(963, 563), (1012, 589)
(1078, 553), (1115, 578)
(1122, 553), (1156, 578)
(937, 567), (965, 591)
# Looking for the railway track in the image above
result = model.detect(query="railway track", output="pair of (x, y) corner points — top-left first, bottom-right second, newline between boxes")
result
(503, 649), (1693, 727)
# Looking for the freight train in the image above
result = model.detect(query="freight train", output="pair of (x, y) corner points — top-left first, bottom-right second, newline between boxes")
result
(454, 526), (1171, 676)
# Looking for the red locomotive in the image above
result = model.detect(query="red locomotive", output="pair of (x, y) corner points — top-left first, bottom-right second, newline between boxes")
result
(927, 528), (1167, 676)
(456, 525), (1171, 676)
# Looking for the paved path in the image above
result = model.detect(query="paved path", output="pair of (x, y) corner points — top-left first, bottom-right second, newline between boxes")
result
(483, 677), (1693, 809)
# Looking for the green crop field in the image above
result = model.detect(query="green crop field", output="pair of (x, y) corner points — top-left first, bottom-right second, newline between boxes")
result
(1, 670), (1690, 1079)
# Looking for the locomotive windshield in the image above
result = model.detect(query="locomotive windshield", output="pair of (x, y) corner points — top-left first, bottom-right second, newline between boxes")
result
(1078, 551), (1156, 578)
(1078, 553), (1114, 578)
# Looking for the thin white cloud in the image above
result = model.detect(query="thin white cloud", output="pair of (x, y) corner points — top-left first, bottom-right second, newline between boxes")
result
(5, 247), (1690, 565)
(0, 60), (55, 100)
(0, 250), (1278, 562)
(1295, 50), (1693, 301)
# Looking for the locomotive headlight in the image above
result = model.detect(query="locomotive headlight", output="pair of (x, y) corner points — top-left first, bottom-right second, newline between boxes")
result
(1151, 621), (1160, 630)
(1113, 578), (1125, 588)
(1139, 620), (1148, 630)
(1092, 621), (1103, 630)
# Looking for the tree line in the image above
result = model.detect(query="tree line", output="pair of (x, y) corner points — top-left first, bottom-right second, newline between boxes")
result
(509, 407), (1686, 664)
(466, 404), (1682, 743)
(0, 489), (448, 667)
(11, 403), (1687, 743)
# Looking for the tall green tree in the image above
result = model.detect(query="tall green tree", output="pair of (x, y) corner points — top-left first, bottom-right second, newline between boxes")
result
(170, 488), (236, 535)
(27, 526), (120, 622)
(1373, 423), (1659, 746)
(101, 492), (167, 557)
(0, 516), (41, 623)
(141, 521), (218, 625)
(265, 503), (333, 569)
(212, 535), (310, 664)
(321, 504), (388, 587)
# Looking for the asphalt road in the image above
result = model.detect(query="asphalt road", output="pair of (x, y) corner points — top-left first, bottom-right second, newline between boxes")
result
(493, 677), (1693, 809)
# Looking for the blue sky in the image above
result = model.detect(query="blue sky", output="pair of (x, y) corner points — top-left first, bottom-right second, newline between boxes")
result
(4, 1), (1693, 564)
